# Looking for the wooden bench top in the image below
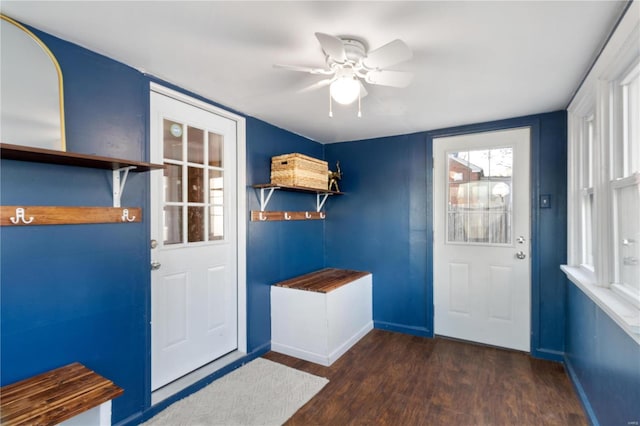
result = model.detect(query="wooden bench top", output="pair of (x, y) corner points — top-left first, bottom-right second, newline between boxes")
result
(274, 268), (370, 293)
(0, 362), (123, 426)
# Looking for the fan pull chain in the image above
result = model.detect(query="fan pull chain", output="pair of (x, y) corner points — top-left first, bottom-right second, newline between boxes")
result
(328, 90), (333, 118)
(357, 90), (362, 118)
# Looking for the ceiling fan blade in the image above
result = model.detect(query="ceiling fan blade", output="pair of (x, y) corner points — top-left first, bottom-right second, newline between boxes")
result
(365, 70), (413, 88)
(274, 63), (332, 75)
(363, 39), (412, 69)
(298, 78), (334, 93)
(315, 32), (347, 62)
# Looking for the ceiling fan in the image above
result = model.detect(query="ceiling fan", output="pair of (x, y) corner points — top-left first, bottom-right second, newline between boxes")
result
(275, 32), (413, 117)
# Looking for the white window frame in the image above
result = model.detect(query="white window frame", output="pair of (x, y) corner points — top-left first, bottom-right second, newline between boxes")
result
(563, 2), (640, 344)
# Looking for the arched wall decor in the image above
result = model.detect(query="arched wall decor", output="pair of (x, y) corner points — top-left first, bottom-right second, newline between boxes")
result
(1, 14), (66, 151)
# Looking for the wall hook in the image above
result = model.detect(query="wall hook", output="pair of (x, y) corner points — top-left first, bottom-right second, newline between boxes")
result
(319, 212), (326, 219)
(305, 211), (312, 219)
(284, 212), (292, 221)
(259, 212), (268, 221)
(121, 208), (136, 222)
(10, 208), (34, 224)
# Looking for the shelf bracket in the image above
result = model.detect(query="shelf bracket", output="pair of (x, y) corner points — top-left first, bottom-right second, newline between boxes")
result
(317, 193), (330, 212)
(112, 166), (137, 208)
(259, 186), (278, 211)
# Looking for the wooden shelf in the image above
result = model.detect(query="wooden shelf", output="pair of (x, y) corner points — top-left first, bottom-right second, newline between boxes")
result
(0, 143), (163, 172)
(253, 183), (343, 195)
(1, 206), (141, 226)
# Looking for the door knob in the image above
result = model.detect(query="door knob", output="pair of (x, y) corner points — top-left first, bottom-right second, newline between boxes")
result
(515, 251), (526, 260)
(151, 261), (161, 270)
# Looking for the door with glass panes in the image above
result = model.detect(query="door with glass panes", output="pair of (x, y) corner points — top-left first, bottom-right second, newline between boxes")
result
(150, 91), (237, 390)
(433, 127), (531, 351)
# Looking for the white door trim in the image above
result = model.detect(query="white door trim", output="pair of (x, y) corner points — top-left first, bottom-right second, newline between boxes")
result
(149, 82), (247, 355)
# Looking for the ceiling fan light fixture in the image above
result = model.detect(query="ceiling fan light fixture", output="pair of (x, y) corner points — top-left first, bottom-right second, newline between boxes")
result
(330, 76), (360, 105)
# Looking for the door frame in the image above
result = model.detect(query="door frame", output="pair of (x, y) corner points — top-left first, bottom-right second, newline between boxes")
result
(428, 117), (548, 358)
(147, 81), (247, 386)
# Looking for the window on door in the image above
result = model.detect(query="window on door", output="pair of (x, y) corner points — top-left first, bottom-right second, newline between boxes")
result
(162, 119), (225, 245)
(446, 148), (513, 245)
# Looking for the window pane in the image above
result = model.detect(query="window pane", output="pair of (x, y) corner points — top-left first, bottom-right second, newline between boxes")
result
(210, 205), (224, 241)
(448, 211), (467, 242)
(448, 154), (471, 183)
(187, 206), (205, 243)
(583, 193), (594, 267)
(163, 119), (182, 161)
(616, 184), (639, 291)
(163, 164), (182, 202)
(623, 73), (639, 176)
(209, 132), (223, 167)
(187, 126), (204, 164)
(163, 206), (183, 245)
(209, 170), (223, 205)
(488, 148), (512, 178)
(187, 167), (204, 203)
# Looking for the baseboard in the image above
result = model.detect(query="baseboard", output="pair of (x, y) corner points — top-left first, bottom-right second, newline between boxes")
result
(564, 355), (600, 426)
(328, 321), (374, 364)
(113, 412), (143, 426)
(271, 342), (331, 366)
(272, 321), (374, 366)
(531, 347), (564, 362)
(374, 321), (433, 338)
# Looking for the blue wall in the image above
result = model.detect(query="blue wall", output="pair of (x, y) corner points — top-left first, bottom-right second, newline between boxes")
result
(325, 112), (569, 358)
(565, 283), (640, 426)
(1, 28), (150, 422)
(0, 25), (321, 424)
(324, 133), (431, 336)
(245, 118), (326, 351)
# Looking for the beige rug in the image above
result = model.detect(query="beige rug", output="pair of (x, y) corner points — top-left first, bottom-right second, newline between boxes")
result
(143, 358), (328, 426)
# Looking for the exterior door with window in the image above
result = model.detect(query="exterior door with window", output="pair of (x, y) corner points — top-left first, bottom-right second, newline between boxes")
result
(433, 127), (531, 351)
(150, 91), (238, 390)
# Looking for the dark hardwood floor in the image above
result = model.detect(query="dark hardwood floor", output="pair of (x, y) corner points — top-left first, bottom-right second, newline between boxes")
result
(263, 329), (587, 425)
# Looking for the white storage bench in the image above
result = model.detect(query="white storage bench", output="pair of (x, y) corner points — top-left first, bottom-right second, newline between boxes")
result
(271, 268), (373, 366)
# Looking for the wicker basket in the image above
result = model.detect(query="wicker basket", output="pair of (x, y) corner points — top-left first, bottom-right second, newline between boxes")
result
(271, 153), (328, 190)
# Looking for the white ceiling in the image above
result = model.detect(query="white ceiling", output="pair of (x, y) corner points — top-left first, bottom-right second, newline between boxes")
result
(0, 1), (628, 143)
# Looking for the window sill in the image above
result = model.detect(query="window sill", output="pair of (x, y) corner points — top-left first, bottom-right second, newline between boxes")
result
(561, 265), (640, 345)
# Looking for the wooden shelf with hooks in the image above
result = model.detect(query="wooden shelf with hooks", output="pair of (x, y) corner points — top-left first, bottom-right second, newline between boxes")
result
(1, 143), (163, 225)
(251, 183), (342, 221)
(0, 206), (141, 226)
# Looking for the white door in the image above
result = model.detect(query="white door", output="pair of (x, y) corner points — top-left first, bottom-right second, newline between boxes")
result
(150, 91), (238, 390)
(433, 127), (531, 351)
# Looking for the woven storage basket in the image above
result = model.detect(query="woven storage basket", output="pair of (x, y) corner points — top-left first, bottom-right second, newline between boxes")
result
(271, 153), (328, 190)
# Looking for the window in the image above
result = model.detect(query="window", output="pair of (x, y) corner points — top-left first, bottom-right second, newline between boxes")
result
(565, 3), (639, 341)
(611, 62), (640, 307)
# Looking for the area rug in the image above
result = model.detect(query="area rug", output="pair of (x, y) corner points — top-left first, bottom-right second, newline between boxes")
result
(143, 358), (328, 426)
